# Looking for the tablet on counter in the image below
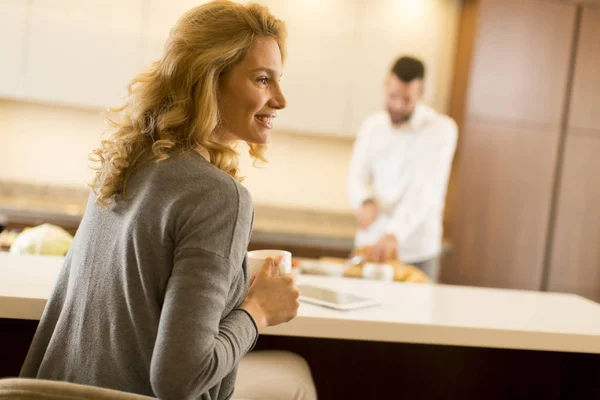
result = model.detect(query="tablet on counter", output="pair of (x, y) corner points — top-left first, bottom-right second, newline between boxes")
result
(297, 284), (381, 311)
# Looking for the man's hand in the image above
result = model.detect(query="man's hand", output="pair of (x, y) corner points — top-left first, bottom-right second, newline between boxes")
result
(357, 199), (379, 230)
(369, 234), (398, 262)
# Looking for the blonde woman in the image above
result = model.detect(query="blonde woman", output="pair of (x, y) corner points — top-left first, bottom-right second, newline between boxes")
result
(20, 1), (316, 399)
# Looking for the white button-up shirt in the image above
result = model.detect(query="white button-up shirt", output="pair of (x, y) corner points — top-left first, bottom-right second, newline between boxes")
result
(347, 103), (458, 263)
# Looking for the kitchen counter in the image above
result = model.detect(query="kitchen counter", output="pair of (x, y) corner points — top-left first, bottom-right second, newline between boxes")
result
(0, 180), (356, 254)
(2, 252), (600, 398)
(271, 275), (600, 354)
(2, 252), (599, 354)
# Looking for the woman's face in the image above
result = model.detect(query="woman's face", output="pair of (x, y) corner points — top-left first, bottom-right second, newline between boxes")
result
(217, 37), (287, 145)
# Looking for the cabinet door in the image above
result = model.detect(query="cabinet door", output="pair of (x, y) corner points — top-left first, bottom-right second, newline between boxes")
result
(444, 0), (577, 289)
(546, 7), (600, 303)
(142, 0), (356, 137)
(262, 0), (358, 137)
(25, 0), (143, 109)
(141, 0), (212, 66)
(547, 135), (600, 302)
(0, 0), (29, 98)
(446, 118), (560, 289)
(567, 6), (600, 137)
(465, 0), (575, 125)
(347, 0), (462, 135)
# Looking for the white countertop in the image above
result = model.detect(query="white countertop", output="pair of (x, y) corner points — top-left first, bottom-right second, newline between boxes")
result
(0, 253), (65, 320)
(2, 252), (600, 354)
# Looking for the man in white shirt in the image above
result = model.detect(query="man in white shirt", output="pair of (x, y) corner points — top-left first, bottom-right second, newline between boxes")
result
(347, 56), (457, 282)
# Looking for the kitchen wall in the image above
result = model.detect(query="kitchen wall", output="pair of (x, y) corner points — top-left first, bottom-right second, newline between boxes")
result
(0, 100), (356, 212)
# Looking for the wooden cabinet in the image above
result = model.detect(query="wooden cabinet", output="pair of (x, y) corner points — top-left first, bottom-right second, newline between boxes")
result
(546, 7), (600, 302)
(0, 0), (29, 98)
(448, 118), (560, 289)
(446, 2), (600, 301)
(567, 7), (600, 136)
(25, 0), (143, 109)
(547, 135), (600, 302)
(465, 0), (575, 124)
(444, 0), (576, 290)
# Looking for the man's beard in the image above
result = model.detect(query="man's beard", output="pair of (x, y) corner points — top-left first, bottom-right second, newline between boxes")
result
(388, 110), (412, 125)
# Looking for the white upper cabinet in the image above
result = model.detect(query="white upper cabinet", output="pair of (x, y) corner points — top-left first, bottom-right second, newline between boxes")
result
(0, 0), (29, 98)
(1, 0), (461, 138)
(261, 0), (358, 136)
(142, 0), (359, 137)
(141, 0), (213, 66)
(25, 0), (144, 109)
(346, 0), (461, 135)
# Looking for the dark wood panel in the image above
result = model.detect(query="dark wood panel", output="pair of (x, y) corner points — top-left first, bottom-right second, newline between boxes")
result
(4, 318), (600, 399)
(570, 127), (600, 139)
(443, 119), (560, 289)
(544, 0), (600, 5)
(0, 318), (38, 378)
(255, 335), (600, 400)
(568, 7), (600, 132)
(466, 0), (575, 125)
(445, 0), (481, 239)
(547, 135), (600, 302)
(448, 0), (481, 130)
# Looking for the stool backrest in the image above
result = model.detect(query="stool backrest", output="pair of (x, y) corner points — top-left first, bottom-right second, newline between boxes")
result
(0, 378), (156, 400)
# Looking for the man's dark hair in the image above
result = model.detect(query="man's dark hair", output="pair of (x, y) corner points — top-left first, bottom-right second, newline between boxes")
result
(391, 56), (425, 82)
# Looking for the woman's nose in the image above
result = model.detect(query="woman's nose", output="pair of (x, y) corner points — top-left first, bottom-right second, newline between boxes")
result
(271, 85), (287, 110)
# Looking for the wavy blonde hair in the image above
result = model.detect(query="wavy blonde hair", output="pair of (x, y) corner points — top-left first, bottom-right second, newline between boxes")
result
(89, 0), (286, 205)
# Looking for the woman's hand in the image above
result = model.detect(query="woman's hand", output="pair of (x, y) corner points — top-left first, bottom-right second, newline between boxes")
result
(241, 258), (300, 332)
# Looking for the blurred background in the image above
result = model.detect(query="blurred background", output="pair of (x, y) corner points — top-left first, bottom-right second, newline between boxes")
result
(1, 0), (599, 301)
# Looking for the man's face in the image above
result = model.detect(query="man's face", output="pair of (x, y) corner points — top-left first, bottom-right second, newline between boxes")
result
(385, 74), (423, 125)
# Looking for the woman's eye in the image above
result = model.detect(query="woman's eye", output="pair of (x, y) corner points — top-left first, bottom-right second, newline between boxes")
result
(256, 77), (268, 85)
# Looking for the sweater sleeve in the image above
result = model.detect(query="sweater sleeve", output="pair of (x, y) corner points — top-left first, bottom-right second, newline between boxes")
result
(149, 180), (257, 399)
(150, 250), (257, 399)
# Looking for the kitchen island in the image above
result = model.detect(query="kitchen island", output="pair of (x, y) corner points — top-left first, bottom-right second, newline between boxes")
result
(1, 253), (599, 399)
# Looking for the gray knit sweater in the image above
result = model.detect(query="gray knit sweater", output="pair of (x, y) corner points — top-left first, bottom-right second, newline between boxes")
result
(20, 151), (258, 400)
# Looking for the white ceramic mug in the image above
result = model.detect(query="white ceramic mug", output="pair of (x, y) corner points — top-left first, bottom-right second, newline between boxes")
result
(247, 249), (292, 279)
